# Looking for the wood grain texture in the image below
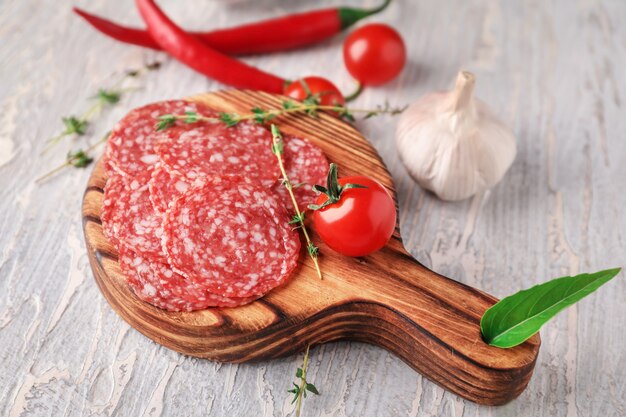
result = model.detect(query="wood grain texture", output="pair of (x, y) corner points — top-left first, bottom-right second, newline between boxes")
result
(83, 90), (540, 405)
(1, 0), (625, 416)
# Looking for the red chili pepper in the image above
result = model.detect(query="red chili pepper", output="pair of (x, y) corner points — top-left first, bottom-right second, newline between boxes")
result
(135, 0), (285, 93)
(74, 8), (159, 50)
(74, 0), (391, 55)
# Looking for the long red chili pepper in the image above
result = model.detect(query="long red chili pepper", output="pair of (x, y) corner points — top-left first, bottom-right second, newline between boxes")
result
(74, 8), (159, 50)
(135, 0), (285, 93)
(74, 0), (391, 55)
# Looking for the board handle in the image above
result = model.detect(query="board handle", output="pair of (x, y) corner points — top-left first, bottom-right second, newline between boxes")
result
(338, 243), (540, 405)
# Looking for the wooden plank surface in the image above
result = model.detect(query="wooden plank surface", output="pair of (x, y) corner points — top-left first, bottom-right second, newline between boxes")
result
(0, 0), (624, 416)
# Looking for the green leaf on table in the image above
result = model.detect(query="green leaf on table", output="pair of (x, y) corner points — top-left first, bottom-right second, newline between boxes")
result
(95, 88), (121, 105)
(480, 268), (621, 348)
(62, 116), (88, 136)
(305, 383), (320, 395)
(288, 382), (300, 404)
(67, 149), (93, 168)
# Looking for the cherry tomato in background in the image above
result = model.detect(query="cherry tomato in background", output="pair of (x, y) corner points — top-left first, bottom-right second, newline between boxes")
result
(343, 23), (406, 86)
(284, 76), (346, 106)
(311, 171), (396, 257)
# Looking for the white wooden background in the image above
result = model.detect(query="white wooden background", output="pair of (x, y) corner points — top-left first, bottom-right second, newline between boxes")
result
(1, 0), (625, 416)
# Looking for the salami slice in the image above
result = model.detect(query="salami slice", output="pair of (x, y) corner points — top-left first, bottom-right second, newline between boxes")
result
(106, 100), (213, 177)
(101, 173), (127, 247)
(156, 119), (279, 186)
(273, 134), (329, 209)
(148, 163), (191, 215)
(162, 176), (300, 298)
(102, 172), (166, 260)
(119, 245), (257, 311)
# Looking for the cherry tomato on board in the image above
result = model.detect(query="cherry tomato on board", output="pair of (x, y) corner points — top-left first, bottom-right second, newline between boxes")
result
(343, 23), (406, 86)
(284, 76), (346, 106)
(310, 165), (396, 257)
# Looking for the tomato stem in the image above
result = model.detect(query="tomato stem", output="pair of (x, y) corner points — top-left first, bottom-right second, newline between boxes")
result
(343, 82), (363, 103)
(308, 163), (367, 211)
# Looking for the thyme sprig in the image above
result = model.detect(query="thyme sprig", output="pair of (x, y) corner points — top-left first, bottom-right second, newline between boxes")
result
(155, 98), (404, 131)
(39, 61), (162, 183)
(270, 125), (322, 279)
(288, 345), (319, 417)
(45, 116), (91, 151)
(36, 132), (110, 183)
(44, 60), (161, 152)
(364, 100), (406, 119)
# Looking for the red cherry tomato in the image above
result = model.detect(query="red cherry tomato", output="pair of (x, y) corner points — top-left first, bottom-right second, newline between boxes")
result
(312, 176), (396, 257)
(343, 23), (406, 86)
(284, 76), (346, 106)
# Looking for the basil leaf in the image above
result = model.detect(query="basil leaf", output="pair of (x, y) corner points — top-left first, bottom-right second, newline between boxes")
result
(481, 268), (621, 348)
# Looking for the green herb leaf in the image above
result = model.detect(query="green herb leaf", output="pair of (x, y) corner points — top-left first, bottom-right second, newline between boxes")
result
(67, 149), (93, 168)
(219, 112), (239, 127)
(62, 116), (88, 136)
(362, 102), (408, 120)
(288, 345), (319, 413)
(155, 114), (176, 131)
(184, 111), (199, 124)
(289, 383), (300, 404)
(305, 383), (319, 395)
(251, 107), (268, 124)
(307, 243), (319, 258)
(278, 177), (293, 191)
(302, 92), (321, 117)
(270, 124), (284, 156)
(250, 107), (276, 124)
(96, 89), (121, 105)
(480, 268), (621, 348)
(291, 182), (306, 189)
(271, 142), (283, 156)
(289, 213), (305, 226)
(335, 105), (356, 122)
(282, 100), (297, 110)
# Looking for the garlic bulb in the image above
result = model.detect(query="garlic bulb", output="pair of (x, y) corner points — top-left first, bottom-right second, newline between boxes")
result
(395, 71), (517, 201)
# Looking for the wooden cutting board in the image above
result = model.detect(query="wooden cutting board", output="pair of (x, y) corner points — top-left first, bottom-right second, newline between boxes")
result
(82, 90), (540, 406)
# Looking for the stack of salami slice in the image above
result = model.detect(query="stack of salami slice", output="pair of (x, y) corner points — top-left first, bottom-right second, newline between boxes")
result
(101, 100), (329, 311)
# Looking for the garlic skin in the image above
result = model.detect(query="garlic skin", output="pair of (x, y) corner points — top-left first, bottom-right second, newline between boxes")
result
(395, 71), (517, 201)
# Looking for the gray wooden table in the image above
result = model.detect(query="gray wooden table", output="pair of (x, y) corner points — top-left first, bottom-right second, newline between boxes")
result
(1, 0), (625, 416)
